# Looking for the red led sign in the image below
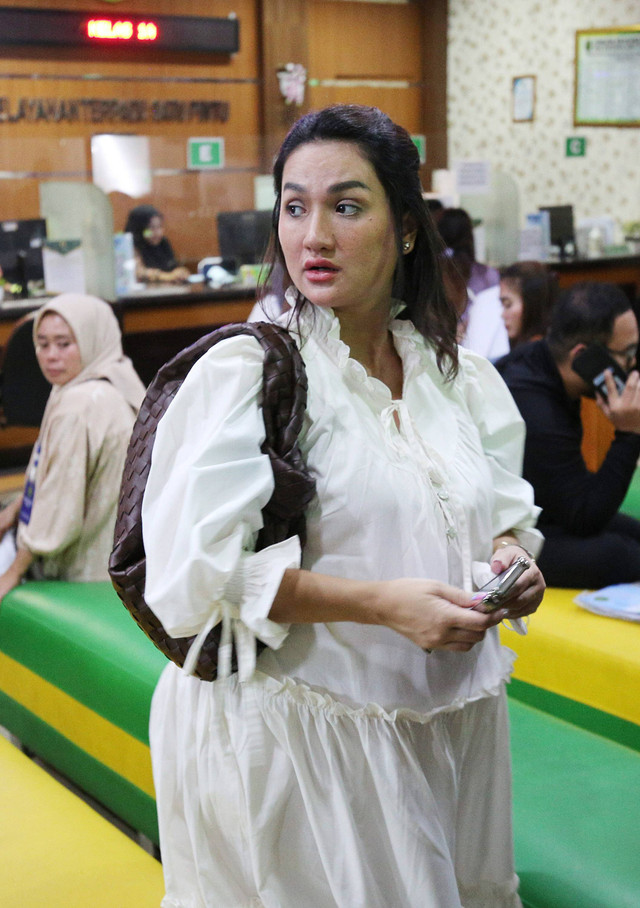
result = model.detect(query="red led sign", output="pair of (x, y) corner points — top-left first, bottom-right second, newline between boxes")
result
(86, 19), (159, 42)
(0, 8), (239, 54)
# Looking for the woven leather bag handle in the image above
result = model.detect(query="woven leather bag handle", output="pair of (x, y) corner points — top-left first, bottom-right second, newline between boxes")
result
(109, 321), (316, 681)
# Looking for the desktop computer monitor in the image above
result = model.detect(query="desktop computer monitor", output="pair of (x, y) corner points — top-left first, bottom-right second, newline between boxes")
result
(538, 205), (575, 258)
(216, 210), (273, 268)
(0, 218), (47, 295)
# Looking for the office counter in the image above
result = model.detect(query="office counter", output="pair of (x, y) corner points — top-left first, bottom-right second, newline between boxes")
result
(0, 283), (257, 376)
(112, 282), (256, 333)
(551, 252), (640, 299)
(113, 283), (257, 385)
(0, 283), (256, 338)
(0, 298), (41, 346)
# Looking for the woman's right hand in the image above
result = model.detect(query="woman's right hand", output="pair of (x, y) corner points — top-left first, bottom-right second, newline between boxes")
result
(373, 578), (505, 652)
(600, 369), (640, 434)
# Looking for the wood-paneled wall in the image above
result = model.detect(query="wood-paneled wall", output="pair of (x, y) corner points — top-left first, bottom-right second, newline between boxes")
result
(0, 0), (447, 270)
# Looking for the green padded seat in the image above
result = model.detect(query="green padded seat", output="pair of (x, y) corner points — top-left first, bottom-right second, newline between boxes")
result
(620, 466), (640, 520)
(2, 580), (640, 906)
(0, 581), (166, 842)
(510, 699), (640, 908)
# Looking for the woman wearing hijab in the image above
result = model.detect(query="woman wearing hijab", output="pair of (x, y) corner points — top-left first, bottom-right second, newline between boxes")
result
(0, 294), (145, 599)
(124, 204), (190, 284)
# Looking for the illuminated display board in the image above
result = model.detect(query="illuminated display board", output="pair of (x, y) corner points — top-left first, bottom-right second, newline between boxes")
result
(0, 7), (239, 54)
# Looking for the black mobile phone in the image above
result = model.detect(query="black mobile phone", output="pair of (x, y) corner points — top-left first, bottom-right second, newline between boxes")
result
(571, 344), (627, 402)
(472, 556), (530, 614)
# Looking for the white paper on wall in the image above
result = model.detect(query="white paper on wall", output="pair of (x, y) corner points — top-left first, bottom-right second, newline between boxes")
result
(454, 160), (491, 196)
(91, 134), (151, 198)
(43, 240), (86, 294)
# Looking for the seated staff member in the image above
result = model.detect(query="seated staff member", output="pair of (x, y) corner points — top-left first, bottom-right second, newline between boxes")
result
(0, 294), (145, 600)
(498, 281), (640, 588)
(124, 204), (190, 284)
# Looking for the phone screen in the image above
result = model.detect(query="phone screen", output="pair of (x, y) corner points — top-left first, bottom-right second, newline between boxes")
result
(571, 345), (627, 402)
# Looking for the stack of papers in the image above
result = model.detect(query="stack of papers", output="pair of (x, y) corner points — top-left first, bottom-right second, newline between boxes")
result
(575, 584), (640, 622)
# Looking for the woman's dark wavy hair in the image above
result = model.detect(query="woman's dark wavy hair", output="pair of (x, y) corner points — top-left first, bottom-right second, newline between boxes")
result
(437, 208), (476, 261)
(499, 260), (558, 347)
(259, 104), (458, 378)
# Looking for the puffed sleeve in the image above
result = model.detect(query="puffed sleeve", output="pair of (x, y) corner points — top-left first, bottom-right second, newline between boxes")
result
(141, 334), (302, 680)
(18, 410), (89, 556)
(460, 349), (543, 557)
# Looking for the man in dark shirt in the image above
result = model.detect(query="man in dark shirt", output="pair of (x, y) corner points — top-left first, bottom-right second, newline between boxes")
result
(497, 281), (640, 588)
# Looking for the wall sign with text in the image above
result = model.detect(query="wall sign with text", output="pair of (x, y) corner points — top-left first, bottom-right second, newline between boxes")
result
(0, 97), (230, 125)
(575, 27), (640, 126)
(0, 7), (239, 54)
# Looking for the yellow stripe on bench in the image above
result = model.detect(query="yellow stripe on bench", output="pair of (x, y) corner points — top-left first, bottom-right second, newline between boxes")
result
(0, 650), (155, 798)
(501, 587), (640, 728)
(0, 734), (164, 907)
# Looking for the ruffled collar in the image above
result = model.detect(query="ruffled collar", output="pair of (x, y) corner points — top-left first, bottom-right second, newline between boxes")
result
(283, 296), (434, 401)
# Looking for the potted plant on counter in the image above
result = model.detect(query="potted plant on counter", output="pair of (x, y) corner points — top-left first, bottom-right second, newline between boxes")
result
(624, 221), (640, 254)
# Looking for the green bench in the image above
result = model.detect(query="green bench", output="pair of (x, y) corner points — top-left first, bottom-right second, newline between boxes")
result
(620, 465), (640, 519)
(0, 581), (165, 843)
(501, 577), (640, 908)
(0, 579), (638, 906)
(509, 698), (640, 908)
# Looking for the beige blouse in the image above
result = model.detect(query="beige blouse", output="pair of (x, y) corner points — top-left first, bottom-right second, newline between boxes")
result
(17, 377), (136, 581)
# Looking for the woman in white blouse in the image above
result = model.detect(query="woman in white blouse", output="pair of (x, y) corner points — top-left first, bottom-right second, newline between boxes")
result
(142, 105), (545, 908)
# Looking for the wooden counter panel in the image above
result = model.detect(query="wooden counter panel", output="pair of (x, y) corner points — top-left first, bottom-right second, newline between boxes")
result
(554, 256), (640, 299)
(121, 297), (255, 333)
(0, 320), (17, 347)
(308, 1), (422, 80)
(307, 86), (424, 136)
(0, 425), (38, 462)
(0, 180), (46, 223)
(0, 136), (87, 173)
(581, 397), (615, 472)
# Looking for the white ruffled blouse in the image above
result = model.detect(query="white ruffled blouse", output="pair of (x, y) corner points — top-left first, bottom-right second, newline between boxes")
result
(142, 304), (540, 717)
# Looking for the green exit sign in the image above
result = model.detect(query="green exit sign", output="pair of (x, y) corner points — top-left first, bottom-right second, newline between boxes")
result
(411, 134), (426, 164)
(188, 137), (225, 169)
(566, 137), (586, 157)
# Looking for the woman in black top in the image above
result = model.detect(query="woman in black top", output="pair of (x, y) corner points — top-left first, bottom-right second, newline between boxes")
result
(124, 204), (190, 284)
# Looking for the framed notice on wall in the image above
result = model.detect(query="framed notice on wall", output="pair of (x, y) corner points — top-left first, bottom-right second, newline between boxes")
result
(575, 27), (640, 126)
(512, 76), (536, 122)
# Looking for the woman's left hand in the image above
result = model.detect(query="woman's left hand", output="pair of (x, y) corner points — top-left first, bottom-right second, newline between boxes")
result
(488, 544), (545, 619)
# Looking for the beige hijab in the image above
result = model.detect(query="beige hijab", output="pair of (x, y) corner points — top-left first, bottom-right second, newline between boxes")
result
(33, 293), (145, 413)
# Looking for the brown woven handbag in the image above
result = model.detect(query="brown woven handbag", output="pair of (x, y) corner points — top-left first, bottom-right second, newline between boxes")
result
(108, 321), (316, 681)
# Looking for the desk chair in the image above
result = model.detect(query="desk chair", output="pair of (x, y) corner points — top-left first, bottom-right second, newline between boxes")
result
(0, 315), (51, 427)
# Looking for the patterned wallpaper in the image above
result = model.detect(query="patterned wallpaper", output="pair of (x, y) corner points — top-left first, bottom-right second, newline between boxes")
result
(447, 0), (640, 241)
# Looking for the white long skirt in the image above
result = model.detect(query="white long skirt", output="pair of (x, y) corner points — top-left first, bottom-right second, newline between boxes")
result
(150, 666), (522, 908)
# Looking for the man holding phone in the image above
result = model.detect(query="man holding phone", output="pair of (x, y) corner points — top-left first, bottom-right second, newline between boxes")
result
(497, 281), (640, 588)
